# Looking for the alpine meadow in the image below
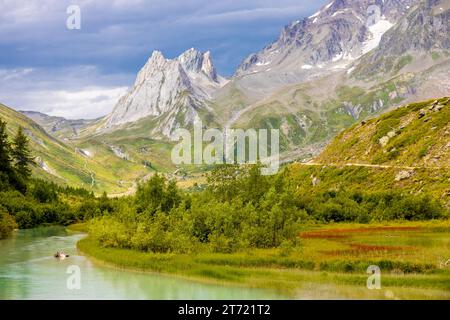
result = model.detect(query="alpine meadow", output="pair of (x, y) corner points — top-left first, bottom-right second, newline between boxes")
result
(0, 0), (449, 302)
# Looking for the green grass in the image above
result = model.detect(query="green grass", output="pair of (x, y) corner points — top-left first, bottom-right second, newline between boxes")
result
(67, 223), (89, 233)
(317, 97), (450, 170)
(431, 52), (441, 61)
(77, 220), (450, 299)
(393, 55), (413, 74)
(287, 163), (450, 205)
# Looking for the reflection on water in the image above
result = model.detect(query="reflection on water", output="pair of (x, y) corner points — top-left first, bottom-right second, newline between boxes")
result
(0, 227), (286, 300)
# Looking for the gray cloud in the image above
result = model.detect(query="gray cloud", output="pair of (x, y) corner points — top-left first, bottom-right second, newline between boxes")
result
(0, 66), (129, 119)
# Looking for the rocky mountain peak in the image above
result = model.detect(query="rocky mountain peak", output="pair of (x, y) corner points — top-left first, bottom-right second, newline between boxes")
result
(201, 51), (218, 81)
(150, 50), (165, 61)
(177, 48), (203, 72)
(177, 48), (218, 82)
(135, 50), (170, 86)
(102, 48), (226, 137)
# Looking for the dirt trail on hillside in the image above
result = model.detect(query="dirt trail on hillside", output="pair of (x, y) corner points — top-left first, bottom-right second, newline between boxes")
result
(109, 162), (447, 197)
(300, 162), (448, 170)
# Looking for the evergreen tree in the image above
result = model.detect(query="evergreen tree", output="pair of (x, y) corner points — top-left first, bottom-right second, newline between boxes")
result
(12, 126), (33, 180)
(0, 118), (13, 174)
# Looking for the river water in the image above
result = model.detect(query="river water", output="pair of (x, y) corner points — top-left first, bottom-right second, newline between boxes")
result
(0, 227), (287, 300)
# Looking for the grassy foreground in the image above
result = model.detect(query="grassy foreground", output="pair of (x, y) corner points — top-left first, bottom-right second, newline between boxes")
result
(76, 220), (450, 299)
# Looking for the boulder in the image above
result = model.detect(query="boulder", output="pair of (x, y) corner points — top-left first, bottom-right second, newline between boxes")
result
(418, 109), (427, 118)
(311, 175), (320, 186)
(387, 131), (397, 138)
(379, 136), (390, 147)
(395, 170), (414, 181)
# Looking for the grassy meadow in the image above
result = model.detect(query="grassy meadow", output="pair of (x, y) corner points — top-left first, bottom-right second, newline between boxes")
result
(76, 220), (450, 299)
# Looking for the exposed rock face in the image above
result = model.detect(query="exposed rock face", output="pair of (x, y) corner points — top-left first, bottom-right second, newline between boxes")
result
(343, 102), (363, 120)
(311, 175), (321, 186)
(383, 0), (450, 53)
(178, 49), (219, 84)
(235, 0), (419, 80)
(379, 130), (398, 147)
(75, 148), (92, 158)
(35, 156), (57, 176)
(109, 145), (131, 161)
(103, 49), (227, 137)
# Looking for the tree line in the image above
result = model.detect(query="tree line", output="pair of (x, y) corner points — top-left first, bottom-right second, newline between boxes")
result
(0, 119), (32, 238)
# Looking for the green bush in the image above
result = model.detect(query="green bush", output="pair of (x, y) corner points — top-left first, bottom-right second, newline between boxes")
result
(0, 206), (17, 239)
(88, 216), (132, 248)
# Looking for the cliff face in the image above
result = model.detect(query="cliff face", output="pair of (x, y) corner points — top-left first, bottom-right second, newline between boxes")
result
(104, 49), (227, 138)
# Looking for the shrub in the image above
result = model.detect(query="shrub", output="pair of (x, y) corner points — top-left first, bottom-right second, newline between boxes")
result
(88, 216), (132, 248)
(0, 206), (17, 239)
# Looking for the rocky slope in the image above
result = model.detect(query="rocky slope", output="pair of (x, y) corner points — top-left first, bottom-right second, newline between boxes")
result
(354, 0), (450, 77)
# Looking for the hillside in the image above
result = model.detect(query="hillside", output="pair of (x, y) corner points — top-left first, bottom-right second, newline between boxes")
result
(0, 103), (149, 194)
(284, 97), (449, 206)
(316, 97), (449, 167)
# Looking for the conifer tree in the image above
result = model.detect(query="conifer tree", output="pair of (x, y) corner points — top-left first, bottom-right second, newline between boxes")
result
(0, 119), (13, 174)
(12, 126), (33, 180)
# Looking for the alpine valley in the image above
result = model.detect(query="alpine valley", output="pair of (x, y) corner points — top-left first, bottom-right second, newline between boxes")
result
(1, 0), (450, 301)
(2, 0), (449, 194)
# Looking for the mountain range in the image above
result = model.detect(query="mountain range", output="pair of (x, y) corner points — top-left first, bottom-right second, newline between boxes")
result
(1, 0), (448, 194)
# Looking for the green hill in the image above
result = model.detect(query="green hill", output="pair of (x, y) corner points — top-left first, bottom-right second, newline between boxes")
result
(285, 97), (449, 206)
(0, 103), (148, 194)
(316, 97), (449, 167)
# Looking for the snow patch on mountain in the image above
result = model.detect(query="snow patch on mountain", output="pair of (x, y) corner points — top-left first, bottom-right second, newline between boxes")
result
(361, 19), (394, 55)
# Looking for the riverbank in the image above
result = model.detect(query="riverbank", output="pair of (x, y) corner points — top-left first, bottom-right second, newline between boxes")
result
(67, 223), (89, 233)
(76, 220), (450, 299)
(1, 226), (285, 299)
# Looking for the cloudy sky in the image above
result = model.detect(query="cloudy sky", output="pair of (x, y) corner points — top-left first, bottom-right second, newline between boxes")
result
(0, 0), (327, 119)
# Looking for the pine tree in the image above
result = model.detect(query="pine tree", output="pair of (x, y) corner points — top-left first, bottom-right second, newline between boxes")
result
(12, 126), (33, 180)
(0, 118), (13, 174)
